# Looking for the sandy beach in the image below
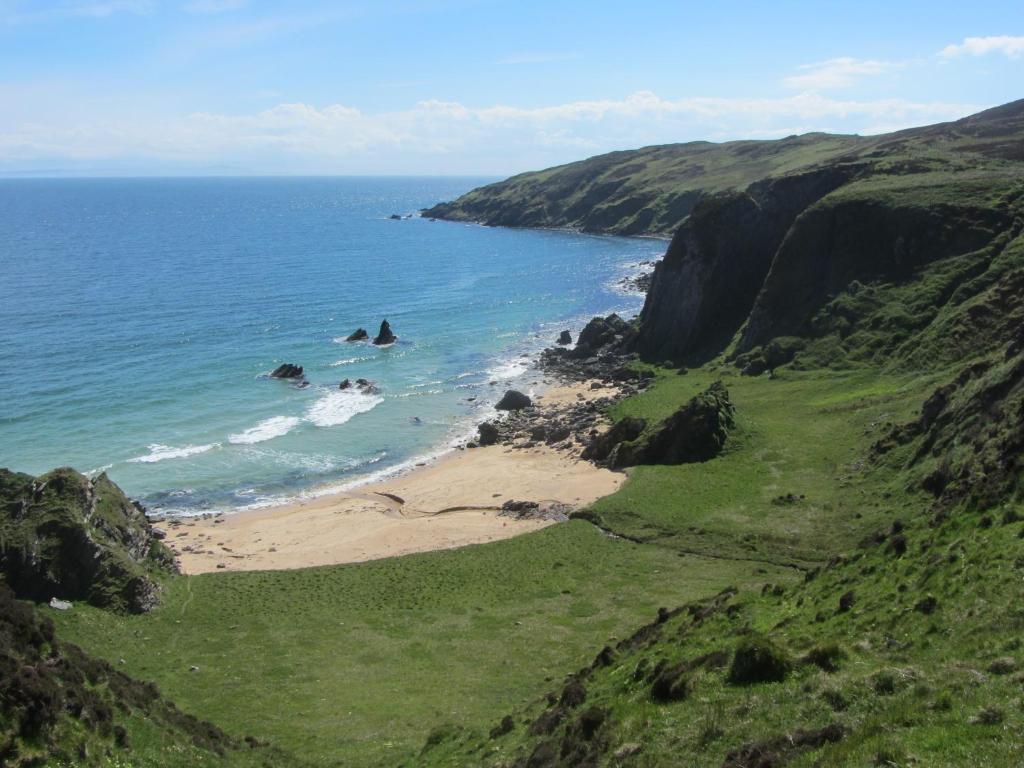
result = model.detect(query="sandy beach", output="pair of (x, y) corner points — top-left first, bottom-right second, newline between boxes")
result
(157, 379), (624, 573)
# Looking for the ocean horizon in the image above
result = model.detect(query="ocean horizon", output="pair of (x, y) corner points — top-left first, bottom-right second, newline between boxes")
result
(0, 176), (661, 516)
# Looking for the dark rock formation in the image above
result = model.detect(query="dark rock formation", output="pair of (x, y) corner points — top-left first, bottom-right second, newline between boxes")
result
(636, 168), (852, 364)
(581, 417), (646, 463)
(0, 469), (176, 613)
(355, 378), (380, 395)
(496, 390), (532, 411)
(571, 314), (635, 359)
(588, 382), (734, 469)
(345, 328), (368, 342)
(373, 320), (396, 346)
(270, 363), (303, 379)
(478, 422), (500, 446)
(339, 378), (351, 390)
(557, 330), (572, 345)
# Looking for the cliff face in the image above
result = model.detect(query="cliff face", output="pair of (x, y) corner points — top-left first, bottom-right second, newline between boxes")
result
(0, 468), (175, 613)
(636, 167), (855, 362)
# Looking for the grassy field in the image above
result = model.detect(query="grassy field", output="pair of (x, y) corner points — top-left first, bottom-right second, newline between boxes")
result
(53, 519), (786, 766)
(593, 366), (946, 565)
(409, 365), (1024, 767)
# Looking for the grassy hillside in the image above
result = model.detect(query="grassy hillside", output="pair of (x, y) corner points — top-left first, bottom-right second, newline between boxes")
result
(409, 358), (1024, 767)
(51, 521), (785, 766)
(424, 101), (1024, 238)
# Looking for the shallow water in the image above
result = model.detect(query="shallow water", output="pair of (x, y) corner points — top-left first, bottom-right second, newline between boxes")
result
(0, 177), (660, 515)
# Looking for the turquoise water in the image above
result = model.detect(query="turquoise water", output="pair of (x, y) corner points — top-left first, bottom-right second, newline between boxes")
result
(0, 177), (660, 515)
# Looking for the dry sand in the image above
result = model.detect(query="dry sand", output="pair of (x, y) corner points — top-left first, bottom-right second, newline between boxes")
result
(157, 379), (623, 574)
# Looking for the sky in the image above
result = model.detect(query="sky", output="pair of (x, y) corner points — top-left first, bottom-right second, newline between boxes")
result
(1, 0), (1022, 176)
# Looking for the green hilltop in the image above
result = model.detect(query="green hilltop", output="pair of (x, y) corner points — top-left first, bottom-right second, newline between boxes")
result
(3, 99), (1024, 767)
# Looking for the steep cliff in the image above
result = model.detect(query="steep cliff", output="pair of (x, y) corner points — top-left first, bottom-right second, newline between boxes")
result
(0, 468), (175, 613)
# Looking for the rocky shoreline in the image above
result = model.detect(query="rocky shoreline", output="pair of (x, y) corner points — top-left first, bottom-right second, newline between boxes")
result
(464, 315), (656, 484)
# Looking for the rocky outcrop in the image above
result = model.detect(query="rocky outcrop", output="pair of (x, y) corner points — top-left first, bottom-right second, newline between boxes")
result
(587, 382), (734, 469)
(478, 422), (500, 446)
(496, 390), (532, 411)
(345, 328), (368, 342)
(270, 363), (304, 379)
(581, 417), (646, 463)
(373, 320), (396, 346)
(0, 469), (175, 613)
(572, 314), (636, 359)
(635, 168), (853, 363)
(557, 330), (573, 345)
(736, 192), (1014, 354)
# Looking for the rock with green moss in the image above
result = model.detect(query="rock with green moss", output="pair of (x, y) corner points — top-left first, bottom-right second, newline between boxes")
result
(0, 468), (175, 613)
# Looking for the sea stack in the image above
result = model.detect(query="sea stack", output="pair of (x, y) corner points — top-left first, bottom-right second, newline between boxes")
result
(557, 330), (572, 345)
(373, 320), (396, 345)
(346, 328), (368, 342)
(270, 363), (304, 379)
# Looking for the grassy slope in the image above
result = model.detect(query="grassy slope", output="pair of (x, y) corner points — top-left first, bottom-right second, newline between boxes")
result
(53, 522), (787, 766)
(423, 134), (863, 235)
(411, 365), (1024, 767)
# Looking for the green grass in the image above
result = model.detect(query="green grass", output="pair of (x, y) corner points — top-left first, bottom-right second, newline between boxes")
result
(592, 367), (943, 566)
(53, 521), (786, 767)
(411, 368), (1024, 768)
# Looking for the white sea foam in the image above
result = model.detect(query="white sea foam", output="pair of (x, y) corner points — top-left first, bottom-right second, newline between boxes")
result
(228, 416), (301, 445)
(329, 357), (366, 367)
(129, 443), (219, 464)
(305, 388), (384, 427)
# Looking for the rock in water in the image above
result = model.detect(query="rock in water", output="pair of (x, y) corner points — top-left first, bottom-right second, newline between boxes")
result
(0, 468), (176, 613)
(373, 320), (396, 345)
(339, 378), (351, 390)
(496, 390), (532, 411)
(557, 330), (573, 345)
(345, 328), (368, 342)
(270, 363), (304, 379)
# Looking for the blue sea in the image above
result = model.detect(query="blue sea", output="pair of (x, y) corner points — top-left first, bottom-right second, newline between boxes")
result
(0, 177), (661, 516)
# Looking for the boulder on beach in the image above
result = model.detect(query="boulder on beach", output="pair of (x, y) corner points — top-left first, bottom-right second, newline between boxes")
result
(570, 314), (635, 359)
(496, 390), (532, 411)
(373, 320), (397, 346)
(270, 363), (304, 379)
(478, 422), (500, 446)
(557, 330), (573, 345)
(346, 328), (368, 342)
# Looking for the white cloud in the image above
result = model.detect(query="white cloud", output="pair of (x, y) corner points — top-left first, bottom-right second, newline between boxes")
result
(784, 57), (898, 90)
(181, 0), (248, 13)
(0, 90), (982, 174)
(940, 35), (1024, 59)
